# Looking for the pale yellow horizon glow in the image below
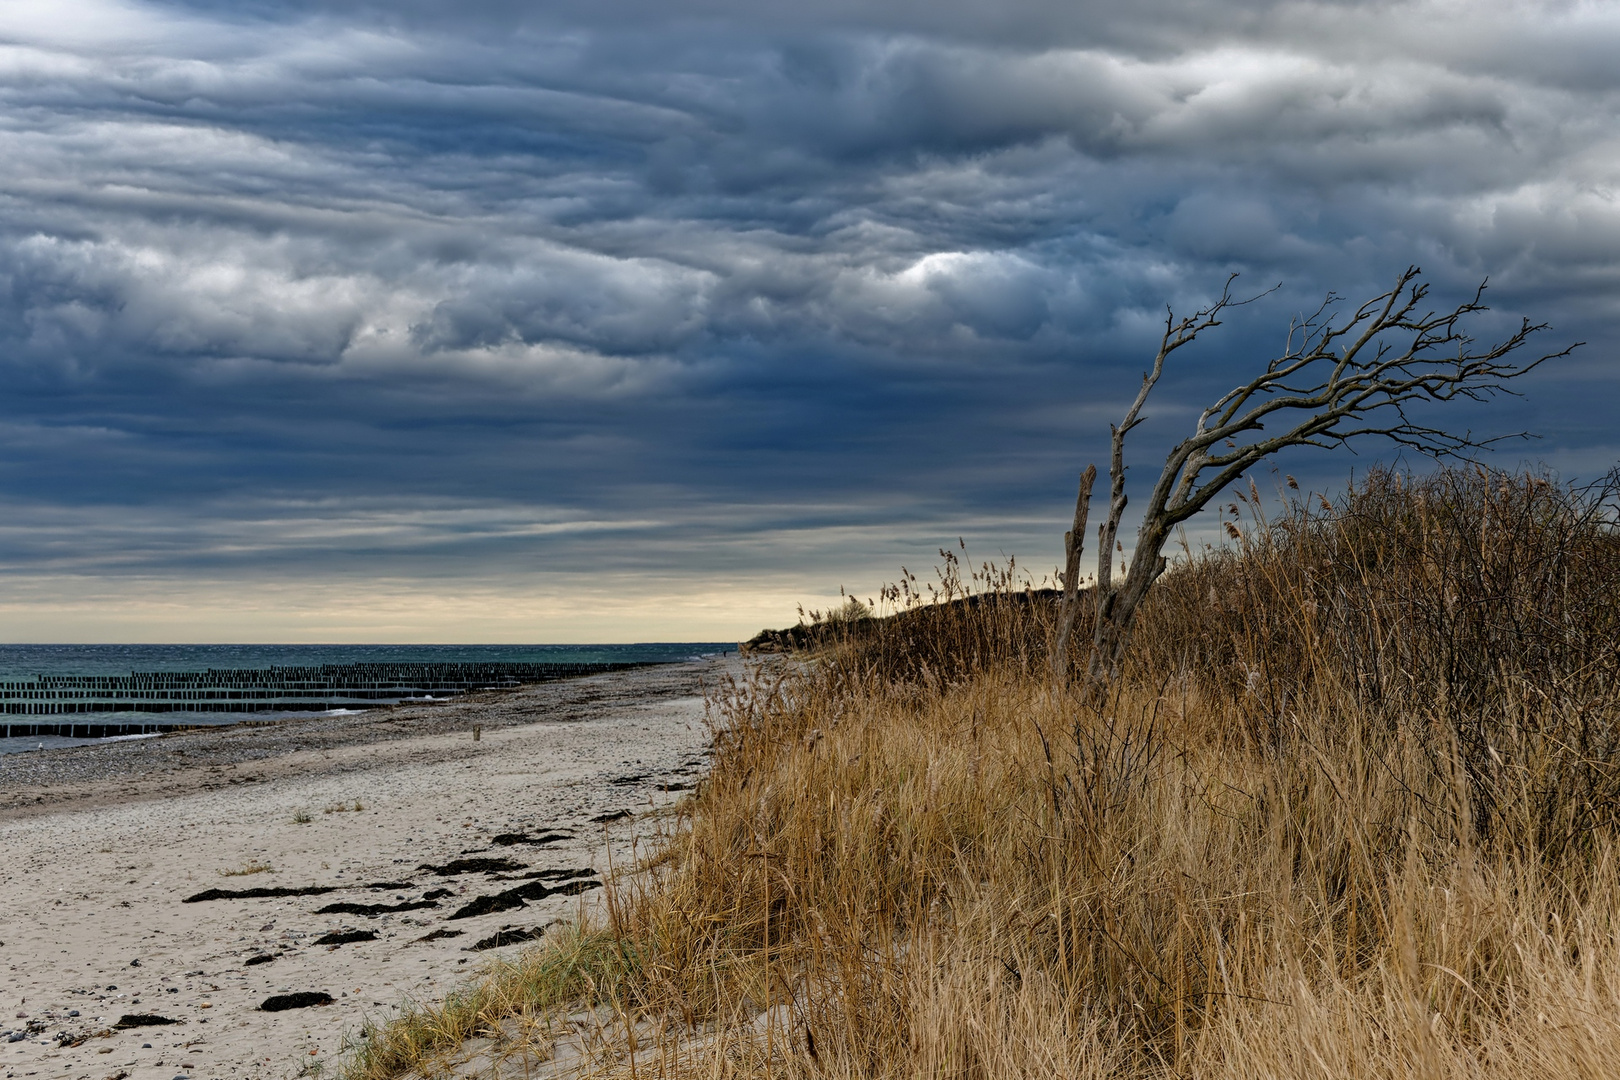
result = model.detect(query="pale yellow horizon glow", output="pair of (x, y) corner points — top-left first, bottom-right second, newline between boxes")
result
(0, 574), (848, 644)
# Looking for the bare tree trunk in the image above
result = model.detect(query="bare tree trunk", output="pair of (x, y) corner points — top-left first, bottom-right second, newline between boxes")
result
(1049, 464), (1096, 683)
(1084, 524), (1169, 689)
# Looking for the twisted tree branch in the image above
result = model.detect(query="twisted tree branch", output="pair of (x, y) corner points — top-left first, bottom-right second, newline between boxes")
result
(1048, 267), (1579, 691)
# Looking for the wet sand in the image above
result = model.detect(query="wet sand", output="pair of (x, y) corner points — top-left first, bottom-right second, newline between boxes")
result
(0, 658), (727, 1080)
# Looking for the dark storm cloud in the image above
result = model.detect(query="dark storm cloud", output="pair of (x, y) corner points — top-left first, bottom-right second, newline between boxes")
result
(0, 0), (1616, 637)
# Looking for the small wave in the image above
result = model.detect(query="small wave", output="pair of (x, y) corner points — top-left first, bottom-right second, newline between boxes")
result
(0, 732), (162, 756)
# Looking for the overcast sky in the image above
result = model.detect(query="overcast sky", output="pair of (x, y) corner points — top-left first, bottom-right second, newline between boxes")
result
(0, 0), (1615, 642)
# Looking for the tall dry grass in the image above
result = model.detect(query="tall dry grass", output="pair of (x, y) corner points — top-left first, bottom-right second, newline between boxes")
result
(1134, 464), (1620, 859)
(348, 465), (1620, 1079)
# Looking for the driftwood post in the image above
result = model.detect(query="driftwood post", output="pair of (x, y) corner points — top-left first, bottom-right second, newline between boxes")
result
(1050, 464), (1096, 682)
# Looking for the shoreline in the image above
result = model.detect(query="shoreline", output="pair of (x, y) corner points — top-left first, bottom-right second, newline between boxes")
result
(0, 660), (716, 822)
(0, 658), (728, 1079)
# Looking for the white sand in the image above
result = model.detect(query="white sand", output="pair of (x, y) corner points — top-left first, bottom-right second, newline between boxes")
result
(0, 662), (722, 1080)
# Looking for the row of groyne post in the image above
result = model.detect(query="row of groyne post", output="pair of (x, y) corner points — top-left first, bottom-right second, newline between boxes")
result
(0, 661), (647, 736)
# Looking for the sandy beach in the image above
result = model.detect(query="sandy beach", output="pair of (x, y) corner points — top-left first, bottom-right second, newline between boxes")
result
(0, 657), (727, 1080)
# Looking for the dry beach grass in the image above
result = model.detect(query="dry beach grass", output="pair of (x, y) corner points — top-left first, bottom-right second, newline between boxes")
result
(351, 465), (1620, 1079)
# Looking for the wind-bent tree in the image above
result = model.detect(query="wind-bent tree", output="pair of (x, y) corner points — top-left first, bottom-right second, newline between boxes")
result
(1050, 266), (1578, 690)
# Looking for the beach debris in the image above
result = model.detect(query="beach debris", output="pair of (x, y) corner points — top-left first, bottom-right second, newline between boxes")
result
(312, 899), (438, 916)
(184, 885), (338, 903)
(445, 892), (524, 920)
(413, 928), (464, 943)
(58, 1027), (112, 1048)
(113, 1014), (178, 1029)
(259, 993), (333, 1012)
(244, 955), (276, 967)
(447, 875), (602, 920)
(521, 867), (597, 881)
(591, 809), (632, 823)
(417, 857), (526, 876)
(422, 887), (454, 900)
(491, 831), (572, 847)
(312, 929), (377, 946)
(490, 866), (598, 882)
(467, 926), (546, 951)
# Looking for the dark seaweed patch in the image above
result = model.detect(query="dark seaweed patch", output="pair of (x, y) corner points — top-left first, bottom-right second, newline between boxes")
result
(445, 891), (525, 920)
(540, 878), (602, 899)
(520, 867), (597, 882)
(590, 809), (632, 824)
(312, 929), (377, 946)
(447, 876), (603, 920)
(413, 928), (464, 943)
(417, 857), (527, 876)
(466, 926), (546, 951)
(260, 992), (333, 1012)
(184, 885), (339, 903)
(113, 1014), (177, 1029)
(243, 954), (276, 967)
(313, 900), (438, 916)
(490, 832), (572, 847)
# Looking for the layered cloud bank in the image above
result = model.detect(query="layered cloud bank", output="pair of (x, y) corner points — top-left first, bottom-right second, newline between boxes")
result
(0, 0), (1615, 639)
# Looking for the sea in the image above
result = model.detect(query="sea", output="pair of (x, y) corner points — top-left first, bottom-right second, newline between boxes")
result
(0, 642), (729, 756)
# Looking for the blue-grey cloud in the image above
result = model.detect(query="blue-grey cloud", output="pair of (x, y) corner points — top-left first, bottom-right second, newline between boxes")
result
(0, 0), (1615, 639)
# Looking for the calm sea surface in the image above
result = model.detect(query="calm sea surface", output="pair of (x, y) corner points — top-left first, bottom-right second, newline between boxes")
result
(0, 642), (727, 756)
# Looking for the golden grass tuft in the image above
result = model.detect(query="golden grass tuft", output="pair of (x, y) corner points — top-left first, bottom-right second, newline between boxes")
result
(218, 860), (275, 877)
(346, 465), (1620, 1078)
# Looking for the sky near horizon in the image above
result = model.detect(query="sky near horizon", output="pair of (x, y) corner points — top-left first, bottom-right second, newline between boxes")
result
(0, 0), (1616, 643)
